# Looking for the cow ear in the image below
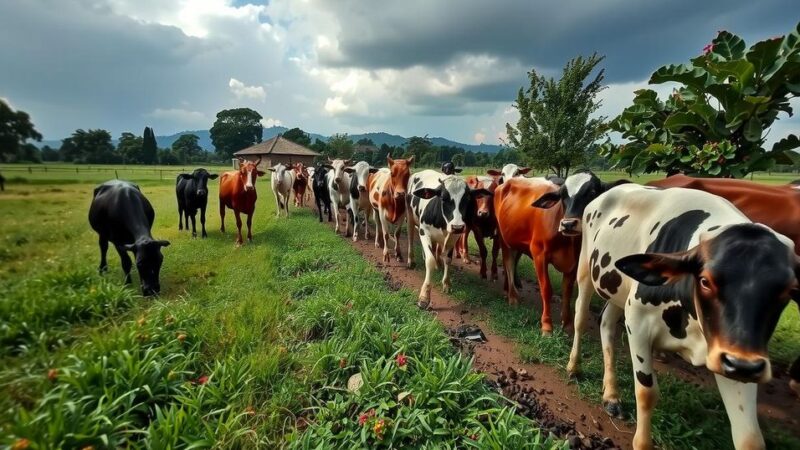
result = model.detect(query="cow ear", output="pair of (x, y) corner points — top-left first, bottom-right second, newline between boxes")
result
(413, 187), (441, 200)
(471, 188), (493, 198)
(454, 167), (463, 173)
(179, 173), (193, 180)
(268, 168), (276, 172)
(487, 169), (501, 177)
(157, 240), (171, 248)
(615, 251), (698, 286)
(518, 167), (532, 175)
(343, 167), (355, 174)
(124, 243), (136, 251)
(602, 179), (630, 192)
(369, 167), (379, 174)
(407, 155), (415, 165)
(531, 191), (561, 209)
(323, 164), (334, 170)
(257, 170), (266, 176)
(208, 174), (218, 180)
(387, 155), (394, 165)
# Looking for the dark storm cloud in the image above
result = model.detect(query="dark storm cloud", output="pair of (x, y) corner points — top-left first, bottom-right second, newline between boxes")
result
(319, 0), (798, 83)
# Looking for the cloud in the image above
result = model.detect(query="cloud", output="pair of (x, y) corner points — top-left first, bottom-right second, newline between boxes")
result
(146, 107), (207, 124)
(324, 96), (349, 115)
(473, 132), (487, 143)
(261, 117), (283, 128)
(228, 78), (266, 102)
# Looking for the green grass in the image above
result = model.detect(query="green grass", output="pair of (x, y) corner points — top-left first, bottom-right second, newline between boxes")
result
(0, 177), (564, 449)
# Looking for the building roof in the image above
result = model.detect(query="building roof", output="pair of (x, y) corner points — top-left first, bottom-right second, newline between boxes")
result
(233, 135), (320, 157)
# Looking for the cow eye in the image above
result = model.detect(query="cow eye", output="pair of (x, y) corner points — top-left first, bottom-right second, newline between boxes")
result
(699, 277), (711, 291)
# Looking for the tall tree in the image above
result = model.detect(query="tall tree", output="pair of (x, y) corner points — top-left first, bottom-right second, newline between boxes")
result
(506, 53), (607, 178)
(210, 108), (263, 159)
(59, 129), (117, 163)
(327, 133), (354, 159)
(142, 127), (158, 164)
(356, 137), (376, 146)
(40, 145), (60, 162)
(0, 99), (42, 162)
(117, 132), (144, 164)
(171, 134), (204, 163)
(282, 127), (312, 147)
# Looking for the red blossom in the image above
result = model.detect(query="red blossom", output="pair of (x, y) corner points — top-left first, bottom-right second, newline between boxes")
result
(396, 353), (407, 367)
(358, 414), (368, 426)
(47, 368), (58, 382)
(703, 43), (715, 55)
(196, 375), (209, 385)
(339, 358), (347, 368)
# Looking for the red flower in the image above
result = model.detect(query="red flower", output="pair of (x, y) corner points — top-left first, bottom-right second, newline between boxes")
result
(11, 438), (30, 450)
(196, 375), (209, 385)
(703, 43), (715, 55)
(470, 433), (479, 441)
(47, 368), (58, 382)
(358, 413), (368, 426)
(339, 358), (347, 368)
(396, 353), (407, 367)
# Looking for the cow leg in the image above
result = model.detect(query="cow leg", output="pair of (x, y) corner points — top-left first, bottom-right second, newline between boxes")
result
(234, 211), (243, 246)
(600, 303), (625, 419)
(114, 244), (133, 285)
(789, 356), (800, 396)
(350, 201), (359, 242)
(332, 201), (341, 234)
(513, 252), (523, 289)
(716, 375), (765, 450)
(502, 245), (520, 305)
(566, 254), (593, 376)
(627, 321), (658, 450)
(474, 230), (488, 279)
(418, 233), (436, 309)
(392, 222), (403, 262)
(219, 201), (226, 233)
(190, 212), (197, 238)
(98, 236), (109, 273)
(316, 197), (323, 222)
(378, 211), (392, 263)
(462, 231), (472, 263)
(364, 206), (371, 240)
(374, 217), (382, 248)
(285, 192), (291, 217)
(200, 205), (208, 238)
(533, 252), (554, 335)
(490, 235), (500, 281)
(406, 209), (416, 269)
(275, 192), (282, 217)
(441, 246), (455, 293)
(246, 213), (253, 242)
(560, 268), (577, 332)
(178, 205), (184, 230)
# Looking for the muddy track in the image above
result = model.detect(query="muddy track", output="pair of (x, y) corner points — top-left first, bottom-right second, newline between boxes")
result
(312, 209), (799, 447)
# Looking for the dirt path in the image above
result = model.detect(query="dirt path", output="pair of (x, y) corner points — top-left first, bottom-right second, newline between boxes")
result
(317, 210), (799, 448)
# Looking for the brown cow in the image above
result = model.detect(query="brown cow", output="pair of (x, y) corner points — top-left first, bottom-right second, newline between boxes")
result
(649, 173), (800, 398)
(368, 155), (414, 264)
(292, 163), (309, 207)
(456, 175), (500, 280)
(494, 177), (580, 334)
(219, 157), (264, 246)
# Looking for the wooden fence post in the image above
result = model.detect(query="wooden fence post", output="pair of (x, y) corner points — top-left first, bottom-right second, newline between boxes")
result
(115, 170), (119, 179)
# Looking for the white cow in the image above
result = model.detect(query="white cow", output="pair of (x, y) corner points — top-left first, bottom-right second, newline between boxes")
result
(305, 166), (316, 205)
(407, 169), (492, 309)
(532, 171), (798, 450)
(324, 158), (353, 236)
(269, 163), (294, 217)
(345, 161), (378, 242)
(487, 163), (531, 184)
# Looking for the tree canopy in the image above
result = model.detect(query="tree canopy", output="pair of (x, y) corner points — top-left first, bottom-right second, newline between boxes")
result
(210, 108), (263, 159)
(282, 127), (312, 147)
(59, 129), (118, 164)
(0, 99), (42, 162)
(117, 132), (144, 164)
(141, 127), (158, 165)
(171, 134), (204, 163)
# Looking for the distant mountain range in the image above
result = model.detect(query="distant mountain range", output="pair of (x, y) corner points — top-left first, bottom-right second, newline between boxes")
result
(39, 127), (504, 154)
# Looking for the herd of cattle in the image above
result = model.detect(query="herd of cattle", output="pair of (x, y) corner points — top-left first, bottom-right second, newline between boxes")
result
(85, 156), (800, 449)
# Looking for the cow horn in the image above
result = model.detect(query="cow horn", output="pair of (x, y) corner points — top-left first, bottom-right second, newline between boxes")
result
(237, 157), (245, 164)
(254, 156), (262, 166)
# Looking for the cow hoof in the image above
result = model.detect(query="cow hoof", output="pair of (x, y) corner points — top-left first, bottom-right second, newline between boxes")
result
(442, 284), (451, 294)
(98, 265), (108, 274)
(192, 232), (197, 238)
(406, 261), (416, 269)
(417, 300), (430, 310)
(541, 329), (553, 337)
(603, 401), (624, 419)
(790, 379), (799, 397)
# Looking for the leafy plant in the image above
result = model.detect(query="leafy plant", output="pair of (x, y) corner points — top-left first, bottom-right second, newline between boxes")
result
(603, 23), (800, 177)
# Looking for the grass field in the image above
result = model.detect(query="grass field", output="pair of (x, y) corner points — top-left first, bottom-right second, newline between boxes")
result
(0, 174), (565, 449)
(1, 164), (798, 449)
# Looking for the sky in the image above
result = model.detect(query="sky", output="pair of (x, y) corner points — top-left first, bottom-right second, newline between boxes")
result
(1, 0), (798, 145)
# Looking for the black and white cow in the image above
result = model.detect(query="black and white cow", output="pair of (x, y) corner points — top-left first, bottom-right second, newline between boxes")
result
(345, 161), (379, 242)
(312, 164), (332, 223)
(533, 172), (798, 450)
(176, 168), (218, 238)
(407, 170), (492, 309)
(324, 159), (353, 236)
(89, 180), (170, 296)
(440, 161), (462, 175)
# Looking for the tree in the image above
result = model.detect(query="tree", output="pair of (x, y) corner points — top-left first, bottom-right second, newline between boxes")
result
(210, 108), (263, 159)
(327, 133), (354, 159)
(451, 153), (465, 167)
(158, 148), (180, 165)
(41, 145), (59, 162)
(117, 132), (144, 164)
(602, 24), (800, 178)
(356, 137), (375, 146)
(282, 127), (312, 147)
(171, 134), (204, 163)
(506, 53), (607, 178)
(0, 99), (42, 162)
(142, 127), (158, 165)
(59, 129), (118, 163)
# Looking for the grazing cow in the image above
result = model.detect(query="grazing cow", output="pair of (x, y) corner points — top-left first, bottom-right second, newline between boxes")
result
(487, 163), (531, 184)
(345, 161), (379, 242)
(292, 163), (309, 207)
(305, 166), (316, 205)
(368, 156), (414, 263)
(89, 180), (170, 296)
(494, 177), (581, 334)
(269, 163), (294, 217)
(312, 164), (333, 222)
(325, 159), (353, 236)
(456, 175), (501, 280)
(0, 171), (4, 191)
(535, 172), (798, 450)
(176, 168), (218, 238)
(219, 157), (265, 245)
(441, 161), (462, 175)
(407, 170), (492, 308)
(649, 173), (800, 395)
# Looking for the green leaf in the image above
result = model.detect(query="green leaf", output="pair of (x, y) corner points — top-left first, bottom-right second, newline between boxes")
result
(743, 117), (762, 142)
(746, 37), (783, 77)
(649, 64), (711, 89)
(688, 103), (718, 130)
(707, 60), (755, 86)
(772, 135), (800, 153)
(707, 165), (722, 176)
(713, 30), (747, 60)
(664, 112), (707, 132)
(743, 95), (771, 105)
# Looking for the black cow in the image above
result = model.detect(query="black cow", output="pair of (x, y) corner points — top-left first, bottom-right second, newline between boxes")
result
(176, 168), (218, 238)
(312, 164), (333, 222)
(0, 171), (5, 191)
(89, 180), (170, 296)
(441, 161), (462, 175)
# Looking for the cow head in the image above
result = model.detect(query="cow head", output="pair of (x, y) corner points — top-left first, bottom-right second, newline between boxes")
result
(344, 161), (379, 193)
(323, 158), (352, 185)
(124, 239), (170, 296)
(268, 163), (289, 184)
(312, 163), (328, 190)
(441, 161), (463, 175)
(531, 170), (628, 235)
(292, 163), (308, 183)
(487, 163), (531, 185)
(238, 157), (265, 191)
(387, 155), (414, 199)
(179, 168), (218, 197)
(413, 176), (493, 234)
(466, 176), (497, 219)
(616, 224), (798, 383)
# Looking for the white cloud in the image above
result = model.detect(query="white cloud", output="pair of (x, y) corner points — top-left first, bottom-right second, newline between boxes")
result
(261, 117), (283, 128)
(324, 96), (349, 115)
(146, 107), (207, 125)
(228, 78), (266, 102)
(473, 132), (486, 143)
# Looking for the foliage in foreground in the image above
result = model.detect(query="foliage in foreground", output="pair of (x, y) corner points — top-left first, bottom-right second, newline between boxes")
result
(603, 22), (800, 177)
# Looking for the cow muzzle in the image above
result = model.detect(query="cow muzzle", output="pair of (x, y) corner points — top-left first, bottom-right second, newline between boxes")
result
(720, 353), (769, 382)
(558, 218), (581, 235)
(450, 224), (466, 234)
(394, 191), (406, 200)
(196, 189), (207, 197)
(477, 210), (489, 218)
(334, 177), (341, 184)
(359, 185), (367, 192)
(244, 185), (254, 192)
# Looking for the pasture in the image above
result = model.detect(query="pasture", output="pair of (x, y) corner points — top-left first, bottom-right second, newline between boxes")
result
(0, 165), (799, 449)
